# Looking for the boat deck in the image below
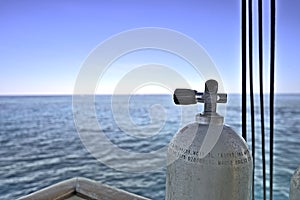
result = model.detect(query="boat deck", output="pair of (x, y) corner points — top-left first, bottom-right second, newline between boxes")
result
(18, 177), (150, 200)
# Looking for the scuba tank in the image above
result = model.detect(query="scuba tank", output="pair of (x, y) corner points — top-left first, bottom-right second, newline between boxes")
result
(165, 79), (253, 200)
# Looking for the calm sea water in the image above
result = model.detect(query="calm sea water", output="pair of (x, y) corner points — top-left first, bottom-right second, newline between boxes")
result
(0, 94), (299, 199)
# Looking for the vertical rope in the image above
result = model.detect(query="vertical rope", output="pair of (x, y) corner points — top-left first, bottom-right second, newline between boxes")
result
(258, 0), (266, 199)
(242, 0), (247, 142)
(248, 0), (255, 198)
(269, 0), (276, 199)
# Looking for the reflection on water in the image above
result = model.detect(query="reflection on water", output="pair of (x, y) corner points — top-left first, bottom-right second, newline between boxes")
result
(0, 94), (299, 199)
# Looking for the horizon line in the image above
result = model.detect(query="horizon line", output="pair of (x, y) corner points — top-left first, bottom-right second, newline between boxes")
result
(0, 92), (299, 96)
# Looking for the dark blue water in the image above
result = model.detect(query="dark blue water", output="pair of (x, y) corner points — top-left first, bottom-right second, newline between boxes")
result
(0, 94), (299, 199)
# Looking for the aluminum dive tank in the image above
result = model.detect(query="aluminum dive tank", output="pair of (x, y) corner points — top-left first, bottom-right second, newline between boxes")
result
(165, 80), (253, 200)
(290, 166), (300, 200)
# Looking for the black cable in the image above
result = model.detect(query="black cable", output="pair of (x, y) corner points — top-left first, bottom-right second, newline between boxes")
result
(242, 0), (247, 142)
(269, 0), (276, 199)
(258, 0), (266, 199)
(248, 0), (255, 199)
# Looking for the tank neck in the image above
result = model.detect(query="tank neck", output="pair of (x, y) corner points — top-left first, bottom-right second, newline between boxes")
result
(196, 80), (225, 125)
(196, 112), (224, 125)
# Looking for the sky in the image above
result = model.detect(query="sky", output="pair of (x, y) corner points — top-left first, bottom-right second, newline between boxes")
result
(0, 0), (299, 95)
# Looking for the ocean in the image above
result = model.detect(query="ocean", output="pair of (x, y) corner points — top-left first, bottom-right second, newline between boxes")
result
(0, 94), (299, 199)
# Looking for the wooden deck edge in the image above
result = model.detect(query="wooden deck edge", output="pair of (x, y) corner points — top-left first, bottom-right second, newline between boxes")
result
(18, 178), (77, 200)
(75, 177), (150, 200)
(18, 177), (151, 200)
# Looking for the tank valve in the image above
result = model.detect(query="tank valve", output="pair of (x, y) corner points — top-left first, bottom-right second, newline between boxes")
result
(174, 79), (227, 124)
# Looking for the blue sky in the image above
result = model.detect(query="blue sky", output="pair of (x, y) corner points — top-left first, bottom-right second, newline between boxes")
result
(0, 0), (299, 94)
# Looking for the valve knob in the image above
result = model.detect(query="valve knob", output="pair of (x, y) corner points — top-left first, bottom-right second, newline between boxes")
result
(173, 89), (197, 105)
